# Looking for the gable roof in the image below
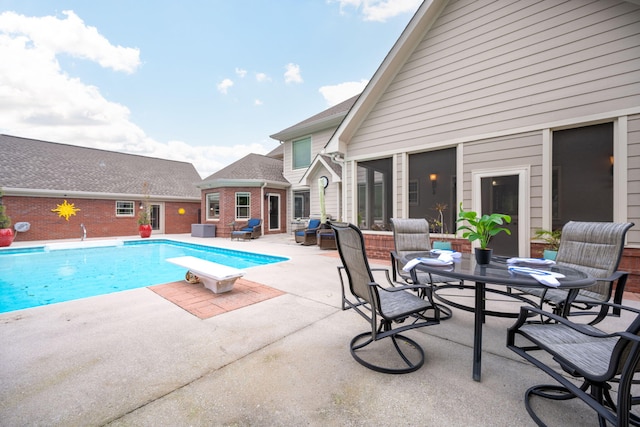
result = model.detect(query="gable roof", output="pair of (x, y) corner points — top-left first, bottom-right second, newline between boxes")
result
(270, 94), (360, 142)
(198, 153), (288, 189)
(325, 0), (448, 153)
(0, 134), (201, 199)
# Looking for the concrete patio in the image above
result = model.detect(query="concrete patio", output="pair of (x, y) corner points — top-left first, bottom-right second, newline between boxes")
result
(1, 233), (638, 426)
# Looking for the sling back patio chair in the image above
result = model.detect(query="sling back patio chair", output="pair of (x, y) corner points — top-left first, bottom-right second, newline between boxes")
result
(295, 218), (321, 245)
(390, 218), (457, 319)
(330, 221), (440, 374)
(507, 302), (640, 426)
(513, 221), (633, 325)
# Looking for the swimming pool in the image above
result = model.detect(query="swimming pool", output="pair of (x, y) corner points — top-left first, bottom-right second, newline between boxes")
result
(0, 239), (288, 313)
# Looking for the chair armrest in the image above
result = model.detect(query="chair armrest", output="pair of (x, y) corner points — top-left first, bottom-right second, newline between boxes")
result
(510, 302), (640, 338)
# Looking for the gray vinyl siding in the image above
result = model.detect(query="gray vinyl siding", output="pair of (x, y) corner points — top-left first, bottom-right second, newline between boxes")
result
(348, 0), (640, 157)
(628, 114), (640, 244)
(462, 131), (543, 237)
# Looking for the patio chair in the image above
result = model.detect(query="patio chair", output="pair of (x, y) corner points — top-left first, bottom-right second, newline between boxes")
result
(507, 303), (640, 426)
(389, 218), (456, 319)
(238, 218), (262, 239)
(330, 221), (440, 374)
(295, 218), (321, 245)
(514, 221), (633, 325)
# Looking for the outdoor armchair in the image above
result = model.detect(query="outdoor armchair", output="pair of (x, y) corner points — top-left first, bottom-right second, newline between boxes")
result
(238, 218), (262, 239)
(507, 302), (640, 426)
(330, 221), (440, 374)
(295, 218), (321, 245)
(513, 221), (633, 325)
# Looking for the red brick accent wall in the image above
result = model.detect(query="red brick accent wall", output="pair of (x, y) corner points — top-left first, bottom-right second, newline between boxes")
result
(2, 196), (199, 241)
(201, 187), (288, 238)
(362, 232), (640, 294)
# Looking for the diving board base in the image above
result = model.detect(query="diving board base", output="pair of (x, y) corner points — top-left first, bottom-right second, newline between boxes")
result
(166, 256), (245, 294)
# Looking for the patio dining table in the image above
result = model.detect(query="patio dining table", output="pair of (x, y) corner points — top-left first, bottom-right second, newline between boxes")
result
(404, 252), (595, 382)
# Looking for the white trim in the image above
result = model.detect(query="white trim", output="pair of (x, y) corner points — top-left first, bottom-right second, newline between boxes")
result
(614, 116), (628, 223)
(342, 107), (640, 162)
(541, 129), (552, 231)
(471, 166), (530, 257)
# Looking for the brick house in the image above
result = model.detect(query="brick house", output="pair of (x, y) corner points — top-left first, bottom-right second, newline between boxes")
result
(0, 134), (201, 241)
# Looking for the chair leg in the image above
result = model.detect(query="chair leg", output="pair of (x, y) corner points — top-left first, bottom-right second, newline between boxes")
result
(349, 331), (425, 374)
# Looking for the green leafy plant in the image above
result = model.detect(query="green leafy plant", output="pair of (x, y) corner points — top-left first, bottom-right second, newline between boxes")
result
(456, 202), (512, 249)
(137, 181), (151, 225)
(0, 190), (11, 229)
(534, 229), (561, 251)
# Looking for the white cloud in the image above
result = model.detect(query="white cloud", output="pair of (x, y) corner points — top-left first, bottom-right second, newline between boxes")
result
(329, 0), (422, 22)
(319, 80), (368, 106)
(254, 99), (263, 106)
(0, 10), (140, 73)
(0, 10), (269, 178)
(255, 72), (271, 83)
(284, 63), (303, 84)
(235, 67), (247, 78)
(216, 78), (234, 94)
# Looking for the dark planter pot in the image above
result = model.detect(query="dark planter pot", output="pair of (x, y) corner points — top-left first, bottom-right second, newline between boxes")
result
(139, 224), (152, 238)
(0, 228), (13, 247)
(474, 248), (493, 265)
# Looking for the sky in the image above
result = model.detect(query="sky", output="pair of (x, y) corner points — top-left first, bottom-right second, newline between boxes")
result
(0, 0), (423, 179)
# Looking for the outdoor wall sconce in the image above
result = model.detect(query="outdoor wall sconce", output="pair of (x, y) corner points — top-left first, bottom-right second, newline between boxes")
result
(139, 202), (144, 209)
(264, 192), (270, 199)
(429, 173), (438, 194)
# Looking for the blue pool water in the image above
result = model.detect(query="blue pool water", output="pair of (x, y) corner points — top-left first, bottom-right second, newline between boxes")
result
(0, 239), (287, 313)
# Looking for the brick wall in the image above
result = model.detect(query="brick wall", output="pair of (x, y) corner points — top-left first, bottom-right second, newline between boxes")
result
(362, 232), (640, 294)
(3, 196), (199, 241)
(201, 187), (287, 238)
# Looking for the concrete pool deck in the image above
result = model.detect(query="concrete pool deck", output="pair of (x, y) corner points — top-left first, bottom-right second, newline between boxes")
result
(1, 233), (639, 426)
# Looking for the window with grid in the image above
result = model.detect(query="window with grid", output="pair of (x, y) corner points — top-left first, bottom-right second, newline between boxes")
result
(235, 192), (250, 219)
(116, 201), (134, 216)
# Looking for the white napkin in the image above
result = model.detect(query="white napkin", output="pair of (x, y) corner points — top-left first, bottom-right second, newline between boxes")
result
(508, 266), (563, 287)
(507, 257), (555, 266)
(530, 273), (560, 287)
(402, 254), (457, 272)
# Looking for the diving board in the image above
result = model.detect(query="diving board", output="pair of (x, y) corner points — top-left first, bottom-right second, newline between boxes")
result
(166, 256), (245, 294)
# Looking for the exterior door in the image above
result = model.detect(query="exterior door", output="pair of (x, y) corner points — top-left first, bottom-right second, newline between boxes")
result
(472, 167), (529, 257)
(150, 204), (161, 232)
(268, 194), (280, 231)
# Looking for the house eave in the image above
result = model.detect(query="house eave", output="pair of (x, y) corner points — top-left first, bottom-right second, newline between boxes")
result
(1, 187), (200, 202)
(269, 113), (346, 142)
(196, 179), (290, 190)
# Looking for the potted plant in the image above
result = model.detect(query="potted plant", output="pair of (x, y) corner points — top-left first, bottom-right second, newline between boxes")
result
(137, 208), (152, 238)
(456, 202), (512, 265)
(534, 229), (561, 260)
(137, 182), (152, 238)
(0, 190), (13, 247)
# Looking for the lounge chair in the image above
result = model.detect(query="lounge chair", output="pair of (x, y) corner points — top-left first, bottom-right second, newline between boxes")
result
(330, 221), (440, 374)
(295, 219), (321, 245)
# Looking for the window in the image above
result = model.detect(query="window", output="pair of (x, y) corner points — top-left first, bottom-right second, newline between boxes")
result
(293, 190), (310, 218)
(357, 158), (392, 230)
(116, 201), (134, 216)
(552, 122), (613, 227)
(235, 192), (250, 219)
(408, 148), (457, 234)
(292, 137), (311, 169)
(206, 193), (220, 220)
